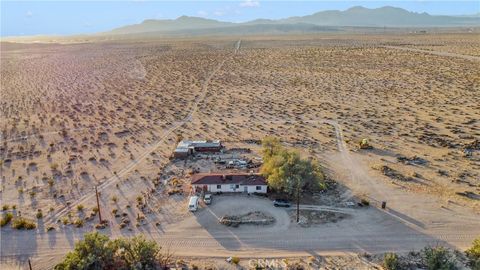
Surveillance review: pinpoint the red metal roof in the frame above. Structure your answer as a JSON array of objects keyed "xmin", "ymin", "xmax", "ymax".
[{"xmin": 191, "ymin": 173, "xmax": 267, "ymax": 186}]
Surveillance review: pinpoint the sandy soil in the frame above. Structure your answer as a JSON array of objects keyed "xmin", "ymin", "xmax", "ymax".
[{"xmin": 1, "ymin": 33, "xmax": 479, "ymax": 269}]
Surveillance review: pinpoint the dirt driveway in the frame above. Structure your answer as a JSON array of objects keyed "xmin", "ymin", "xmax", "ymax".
[{"xmin": 172, "ymin": 194, "xmax": 291, "ymax": 233}]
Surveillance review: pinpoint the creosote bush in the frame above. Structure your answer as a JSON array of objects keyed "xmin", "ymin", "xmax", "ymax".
[
  {"xmin": 73, "ymin": 219, "xmax": 84, "ymax": 228},
  {"xmin": 383, "ymin": 252, "xmax": 400, "ymax": 270},
  {"xmin": 76, "ymin": 204, "xmax": 85, "ymax": 212},
  {"xmin": 12, "ymin": 217, "xmax": 36, "ymax": 230},
  {"xmin": 421, "ymin": 246, "xmax": 458, "ymax": 270},
  {"xmin": 1, "ymin": 212, "xmax": 14, "ymax": 227}
]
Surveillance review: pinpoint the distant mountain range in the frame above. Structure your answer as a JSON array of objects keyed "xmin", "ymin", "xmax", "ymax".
[{"xmin": 104, "ymin": 6, "xmax": 479, "ymax": 36}]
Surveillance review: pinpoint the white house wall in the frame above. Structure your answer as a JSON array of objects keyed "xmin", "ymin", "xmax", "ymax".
[
  {"xmin": 194, "ymin": 184, "xmax": 267, "ymax": 193},
  {"xmin": 246, "ymin": 185, "xmax": 267, "ymax": 193}
]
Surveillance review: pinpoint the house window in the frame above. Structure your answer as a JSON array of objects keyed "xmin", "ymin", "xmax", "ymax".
[
  {"xmin": 235, "ymin": 185, "xmax": 239, "ymax": 189},
  {"xmin": 216, "ymin": 185, "xmax": 221, "ymax": 189},
  {"xmin": 230, "ymin": 184, "xmax": 235, "ymax": 190},
  {"xmin": 256, "ymin": 186, "xmax": 262, "ymax": 191}
]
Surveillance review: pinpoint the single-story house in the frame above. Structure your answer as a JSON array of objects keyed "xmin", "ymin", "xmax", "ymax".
[
  {"xmin": 173, "ymin": 140, "xmax": 223, "ymax": 158},
  {"xmin": 191, "ymin": 173, "xmax": 268, "ymax": 194}
]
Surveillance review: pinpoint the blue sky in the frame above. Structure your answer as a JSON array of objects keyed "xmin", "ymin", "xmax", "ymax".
[{"xmin": 1, "ymin": 1, "xmax": 479, "ymax": 37}]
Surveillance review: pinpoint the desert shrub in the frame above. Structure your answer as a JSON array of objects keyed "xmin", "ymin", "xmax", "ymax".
[
  {"xmin": 1, "ymin": 212, "xmax": 14, "ymax": 227},
  {"xmin": 46, "ymin": 226, "xmax": 56, "ymax": 232},
  {"xmin": 466, "ymin": 237, "xmax": 480, "ymax": 269},
  {"xmin": 36, "ymin": 210, "xmax": 43, "ymax": 219},
  {"xmin": 73, "ymin": 219, "xmax": 84, "ymax": 228},
  {"xmin": 12, "ymin": 205, "xmax": 16, "ymax": 210},
  {"xmin": 421, "ymin": 246, "xmax": 458, "ymax": 270},
  {"xmin": 77, "ymin": 204, "xmax": 85, "ymax": 212},
  {"xmin": 360, "ymin": 198, "xmax": 370, "ymax": 206},
  {"xmin": 383, "ymin": 252, "xmax": 400, "ymax": 270},
  {"xmin": 111, "ymin": 196, "xmax": 118, "ymax": 203},
  {"xmin": 48, "ymin": 178, "xmax": 55, "ymax": 187},
  {"xmin": 2, "ymin": 204, "xmax": 9, "ymax": 211},
  {"xmin": 92, "ymin": 206, "xmax": 99, "ymax": 214},
  {"xmin": 12, "ymin": 217, "xmax": 36, "ymax": 230},
  {"xmin": 61, "ymin": 217, "xmax": 70, "ymax": 225},
  {"xmin": 231, "ymin": 257, "xmax": 240, "ymax": 265}
]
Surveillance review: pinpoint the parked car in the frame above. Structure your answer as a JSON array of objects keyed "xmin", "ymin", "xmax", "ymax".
[
  {"xmin": 204, "ymin": 194, "xmax": 212, "ymax": 205},
  {"xmin": 273, "ymin": 199, "xmax": 291, "ymax": 207}
]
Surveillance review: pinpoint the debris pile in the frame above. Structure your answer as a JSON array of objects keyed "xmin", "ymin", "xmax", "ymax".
[
  {"xmin": 396, "ymin": 155, "xmax": 428, "ymax": 165},
  {"xmin": 291, "ymin": 210, "xmax": 349, "ymax": 227},
  {"xmin": 219, "ymin": 211, "xmax": 275, "ymax": 227}
]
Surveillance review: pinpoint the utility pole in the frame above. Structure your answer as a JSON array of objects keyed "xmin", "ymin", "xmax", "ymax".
[
  {"xmin": 28, "ymin": 259, "xmax": 32, "ymax": 270},
  {"xmin": 296, "ymin": 179, "xmax": 300, "ymax": 223},
  {"xmin": 95, "ymin": 186, "xmax": 102, "ymax": 223}
]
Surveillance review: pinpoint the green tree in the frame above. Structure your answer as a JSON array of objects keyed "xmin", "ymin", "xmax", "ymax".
[
  {"xmin": 260, "ymin": 149, "xmax": 290, "ymax": 192},
  {"xmin": 113, "ymin": 236, "xmax": 160, "ymax": 270},
  {"xmin": 261, "ymin": 136, "xmax": 282, "ymax": 160},
  {"xmin": 260, "ymin": 137, "xmax": 325, "ymax": 196},
  {"xmin": 466, "ymin": 237, "xmax": 480, "ymax": 269},
  {"xmin": 55, "ymin": 232, "xmax": 116, "ymax": 270},
  {"xmin": 422, "ymin": 246, "xmax": 458, "ymax": 270},
  {"xmin": 260, "ymin": 136, "xmax": 325, "ymax": 222},
  {"xmin": 55, "ymin": 233, "xmax": 173, "ymax": 270}
]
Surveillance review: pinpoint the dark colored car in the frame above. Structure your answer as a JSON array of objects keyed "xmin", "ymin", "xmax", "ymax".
[{"xmin": 273, "ymin": 199, "xmax": 291, "ymax": 207}]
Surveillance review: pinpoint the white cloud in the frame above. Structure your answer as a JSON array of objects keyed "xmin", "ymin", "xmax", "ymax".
[
  {"xmin": 239, "ymin": 0, "xmax": 259, "ymax": 8},
  {"xmin": 26, "ymin": 11, "xmax": 33, "ymax": 17},
  {"xmin": 197, "ymin": 10, "xmax": 208, "ymax": 17}
]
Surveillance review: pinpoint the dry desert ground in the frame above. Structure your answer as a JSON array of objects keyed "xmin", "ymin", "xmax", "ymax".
[{"xmin": 0, "ymin": 33, "xmax": 479, "ymax": 269}]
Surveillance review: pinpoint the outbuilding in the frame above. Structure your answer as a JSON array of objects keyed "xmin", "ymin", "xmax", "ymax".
[{"xmin": 174, "ymin": 140, "xmax": 223, "ymax": 158}]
